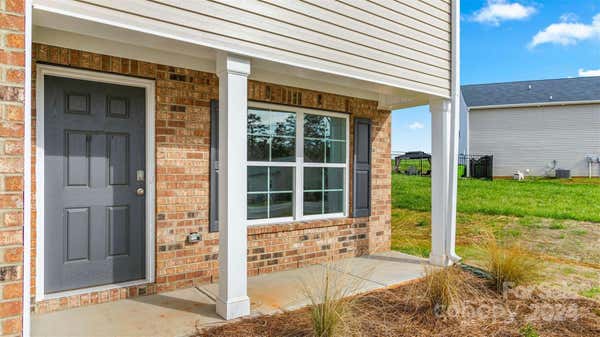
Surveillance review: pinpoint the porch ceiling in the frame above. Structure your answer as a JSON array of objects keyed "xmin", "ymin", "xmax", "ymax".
[{"xmin": 32, "ymin": 8, "xmax": 430, "ymax": 110}]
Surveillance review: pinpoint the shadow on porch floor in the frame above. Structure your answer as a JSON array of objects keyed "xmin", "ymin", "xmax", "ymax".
[{"xmin": 32, "ymin": 251, "xmax": 427, "ymax": 337}]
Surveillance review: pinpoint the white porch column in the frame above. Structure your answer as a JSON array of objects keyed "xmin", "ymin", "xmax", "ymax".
[
  {"xmin": 429, "ymin": 98, "xmax": 461, "ymax": 266},
  {"xmin": 215, "ymin": 52, "xmax": 251, "ymax": 319}
]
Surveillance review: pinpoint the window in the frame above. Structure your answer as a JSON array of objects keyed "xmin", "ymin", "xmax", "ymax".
[
  {"xmin": 247, "ymin": 166, "xmax": 294, "ymax": 220},
  {"xmin": 247, "ymin": 103, "xmax": 348, "ymax": 224}
]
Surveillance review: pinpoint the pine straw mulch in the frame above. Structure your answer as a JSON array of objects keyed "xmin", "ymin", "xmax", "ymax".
[{"xmin": 198, "ymin": 271, "xmax": 600, "ymax": 337}]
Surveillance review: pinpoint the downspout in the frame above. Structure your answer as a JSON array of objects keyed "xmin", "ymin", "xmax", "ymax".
[
  {"xmin": 23, "ymin": 0, "xmax": 33, "ymax": 336},
  {"xmin": 447, "ymin": 0, "xmax": 461, "ymax": 263}
]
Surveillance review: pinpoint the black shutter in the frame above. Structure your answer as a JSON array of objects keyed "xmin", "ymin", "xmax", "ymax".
[
  {"xmin": 353, "ymin": 118, "xmax": 371, "ymax": 217},
  {"xmin": 209, "ymin": 100, "xmax": 219, "ymax": 232}
]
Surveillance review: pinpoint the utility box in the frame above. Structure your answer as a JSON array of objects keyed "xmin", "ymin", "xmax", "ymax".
[{"xmin": 555, "ymin": 169, "xmax": 571, "ymax": 179}]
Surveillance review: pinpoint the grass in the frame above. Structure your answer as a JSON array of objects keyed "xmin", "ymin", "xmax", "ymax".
[
  {"xmin": 519, "ymin": 324, "xmax": 540, "ymax": 337},
  {"xmin": 392, "ymin": 174, "xmax": 600, "ymax": 222},
  {"xmin": 391, "ymin": 175, "xmax": 600, "ymax": 297},
  {"xmin": 580, "ymin": 287, "xmax": 600, "ymax": 299}
]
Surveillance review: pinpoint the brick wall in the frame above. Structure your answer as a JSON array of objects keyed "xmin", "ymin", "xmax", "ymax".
[
  {"xmin": 0, "ymin": 0, "xmax": 25, "ymax": 335},
  {"xmin": 30, "ymin": 43, "xmax": 391, "ymax": 314}
]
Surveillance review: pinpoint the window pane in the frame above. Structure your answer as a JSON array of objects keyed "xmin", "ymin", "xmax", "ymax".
[
  {"xmin": 248, "ymin": 166, "xmax": 268, "ymax": 192},
  {"xmin": 270, "ymin": 193, "xmax": 293, "ymax": 218},
  {"xmin": 324, "ymin": 168, "xmax": 344, "ymax": 190},
  {"xmin": 304, "ymin": 114, "xmax": 326, "ymax": 139},
  {"xmin": 270, "ymin": 167, "xmax": 294, "ymax": 191},
  {"xmin": 248, "ymin": 110, "xmax": 270, "ymax": 136},
  {"xmin": 304, "ymin": 167, "xmax": 322, "ymax": 190},
  {"xmin": 324, "ymin": 191, "xmax": 343, "ymax": 213},
  {"xmin": 303, "ymin": 192, "xmax": 322, "ymax": 215},
  {"xmin": 304, "ymin": 139, "xmax": 324, "ymax": 163},
  {"xmin": 326, "ymin": 140, "xmax": 346, "ymax": 163},
  {"xmin": 248, "ymin": 194, "xmax": 268, "ymax": 219},
  {"xmin": 248, "ymin": 135, "xmax": 269, "ymax": 161},
  {"xmin": 272, "ymin": 113, "xmax": 296, "ymax": 137},
  {"xmin": 248, "ymin": 109, "xmax": 296, "ymax": 162},
  {"xmin": 271, "ymin": 137, "xmax": 295, "ymax": 162},
  {"xmin": 329, "ymin": 117, "xmax": 346, "ymax": 140}
]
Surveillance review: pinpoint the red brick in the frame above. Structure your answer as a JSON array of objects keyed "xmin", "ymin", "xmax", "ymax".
[
  {"xmin": 1, "ymin": 283, "xmax": 22, "ymax": 299},
  {"xmin": 0, "ymin": 122, "xmax": 23, "ymax": 138},
  {"xmin": 5, "ymin": 34, "xmax": 24, "ymax": 49},
  {"xmin": 0, "ymin": 195, "xmax": 21, "ymax": 209},
  {"xmin": 1, "ymin": 316, "xmax": 20, "ymax": 334},
  {"xmin": 3, "ymin": 176, "xmax": 22, "ymax": 192},
  {"xmin": 0, "ymin": 14, "xmax": 24, "ymax": 31},
  {"xmin": 0, "ymin": 230, "xmax": 22, "ymax": 245},
  {"xmin": 0, "ymin": 51, "xmax": 24, "ymax": 67},
  {"xmin": 1, "ymin": 212, "xmax": 21, "ymax": 227},
  {"xmin": 0, "ymin": 86, "xmax": 24, "ymax": 103},
  {"xmin": 6, "ymin": 0, "xmax": 25, "ymax": 14},
  {"xmin": 5, "ymin": 106, "xmax": 23, "ymax": 121},
  {"xmin": 4, "ymin": 140, "xmax": 23, "ymax": 155},
  {"xmin": 0, "ymin": 301, "xmax": 20, "ymax": 318},
  {"xmin": 0, "ymin": 158, "xmax": 23, "ymax": 174},
  {"xmin": 6, "ymin": 69, "xmax": 24, "ymax": 84},
  {"xmin": 2, "ymin": 247, "xmax": 22, "ymax": 263}
]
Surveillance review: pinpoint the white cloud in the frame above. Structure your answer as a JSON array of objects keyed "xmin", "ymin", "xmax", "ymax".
[
  {"xmin": 579, "ymin": 68, "xmax": 600, "ymax": 77},
  {"xmin": 530, "ymin": 13, "xmax": 600, "ymax": 47},
  {"xmin": 559, "ymin": 13, "xmax": 579, "ymax": 23},
  {"xmin": 408, "ymin": 122, "xmax": 424, "ymax": 130},
  {"xmin": 472, "ymin": 0, "xmax": 536, "ymax": 26}
]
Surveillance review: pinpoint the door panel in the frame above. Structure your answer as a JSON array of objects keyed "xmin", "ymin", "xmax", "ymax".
[{"xmin": 44, "ymin": 75, "xmax": 147, "ymax": 293}]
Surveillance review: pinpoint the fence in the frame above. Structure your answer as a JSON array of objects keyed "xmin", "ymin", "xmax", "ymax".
[{"xmin": 459, "ymin": 154, "xmax": 493, "ymax": 180}]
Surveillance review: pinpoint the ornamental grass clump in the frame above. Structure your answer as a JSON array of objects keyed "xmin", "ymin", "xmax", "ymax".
[
  {"xmin": 420, "ymin": 265, "xmax": 464, "ymax": 314},
  {"xmin": 301, "ymin": 264, "xmax": 363, "ymax": 337},
  {"xmin": 484, "ymin": 238, "xmax": 542, "ymax": 293}
]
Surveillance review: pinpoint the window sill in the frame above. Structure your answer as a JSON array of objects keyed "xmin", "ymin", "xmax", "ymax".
[{"xmin": 246, "ymin": 215, "xmax": 369, "ymax": 235}]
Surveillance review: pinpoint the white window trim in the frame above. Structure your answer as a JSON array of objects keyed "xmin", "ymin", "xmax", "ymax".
[
  {"xmin": 34, "ymin": 64, "xmax": 156, "ymax": 302},
  {"xmin": 247, "ymin": 101, "xmax": 350, "ymax": 226}
]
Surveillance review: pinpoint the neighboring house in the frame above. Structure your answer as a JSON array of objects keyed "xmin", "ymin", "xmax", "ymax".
[
  {"xmin": 0, "ymin": 1, "xmax": 461, "ymax": 335},
  {"xmin": 459, "ymin": 92, "xmax": 469, "ymax": 155},
  {"xmin": 461, "ymin": 76, "xmax": 600, "ymax": 177}
]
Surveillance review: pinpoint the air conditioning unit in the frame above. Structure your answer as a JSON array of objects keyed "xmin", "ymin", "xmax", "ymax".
[{"xmin": 555, "ymin": 169, "xmax": 571, "ymax": 179}]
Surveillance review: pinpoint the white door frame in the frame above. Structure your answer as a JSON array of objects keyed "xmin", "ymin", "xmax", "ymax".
[{"xmin": 34, "ymin": 64, "xmax": 156, "ymax": 301}]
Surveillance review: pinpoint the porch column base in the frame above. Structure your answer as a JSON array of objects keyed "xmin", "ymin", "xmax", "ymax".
[
  {"xmin": 429, "ymin": 253, "xmax": 461, "ymax": 267},
  {"xmin": 216, "ymin": 295, "xmax": 251, "ymax": 320}
]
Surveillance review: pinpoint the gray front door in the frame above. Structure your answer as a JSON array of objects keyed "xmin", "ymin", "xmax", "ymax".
[{"xmin": 44, "ymin": 75, "xmax": 146, "ymax": 293}]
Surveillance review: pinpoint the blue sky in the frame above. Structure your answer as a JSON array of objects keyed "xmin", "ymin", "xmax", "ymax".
[{"xmin": 392, "ymin": 0, "xmax": 600, "ymax": 153}]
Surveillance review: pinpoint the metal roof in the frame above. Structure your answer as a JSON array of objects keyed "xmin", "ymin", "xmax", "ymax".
[{"xmin": 461, "ymin": 76, "xmax": 600, "ymax": 108}]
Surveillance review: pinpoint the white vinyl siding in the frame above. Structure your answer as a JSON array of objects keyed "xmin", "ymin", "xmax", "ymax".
[
  {"xmin": 33, "ymin": 0, "xmax": 452, "ymax": 97},
  {"xmin": 469, "ymin": 104, "xmax": 600, "ymax": 177}
]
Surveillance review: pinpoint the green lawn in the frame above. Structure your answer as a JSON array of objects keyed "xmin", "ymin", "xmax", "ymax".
[
  {"xmin": 391, "ymin": 174, "xmax": 600, "ymax": 296},
  {"xmin": 392, "ymin": 174, "xmax": 600, "ymax": 222}
]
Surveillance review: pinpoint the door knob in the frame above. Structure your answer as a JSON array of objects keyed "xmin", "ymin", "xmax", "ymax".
[{"xmin": 136, "ymin": 187, "xmax": 145, "ymax": 196}]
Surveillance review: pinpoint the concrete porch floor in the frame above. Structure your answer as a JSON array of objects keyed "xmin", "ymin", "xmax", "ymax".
[{"xmin": 32, "ymin": 251, "xmax": 427, "ymax": 337}]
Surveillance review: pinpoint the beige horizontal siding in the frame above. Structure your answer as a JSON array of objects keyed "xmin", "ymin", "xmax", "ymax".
[
  {"xmin": 46, "ymin": 0, "xmax": 452, "ymax": 96},
  {"xmin": 417, "ymin": 0, "xmax": 451, "ymax": 13},
  {"xmin": 375, "ymin": 0, "xmax": 449, "ymax": 24},
  {"xmin": 340, "ymin": 0, "xmax": 450, "ymax": 33},
  {"xmin": 394, "ymin": 0, "xmax": 450, "ymax": 22},
  {"xmin": 469, "ymin": 104, "xmax": 600, "ymax": 177}
]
